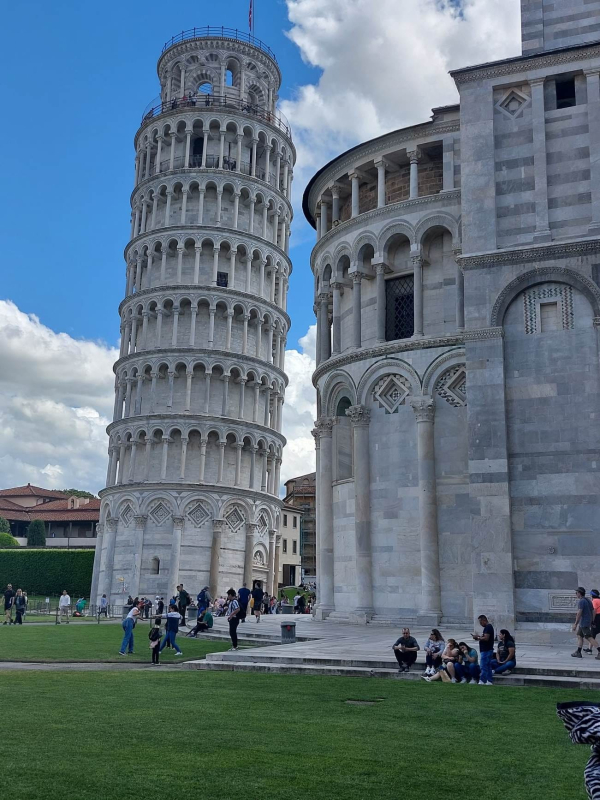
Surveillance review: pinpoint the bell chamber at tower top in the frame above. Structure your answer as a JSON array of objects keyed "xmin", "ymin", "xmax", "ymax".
[{"xmin": 136, "ymin": 28, "xmax": 294, "ymax": 194}]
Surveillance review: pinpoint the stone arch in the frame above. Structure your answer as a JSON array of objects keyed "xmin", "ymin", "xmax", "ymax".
[
  {"xmin": 356, "ymin": 358, "xmax": 420, "ymax": 407},
  {"xmin": 491, "ymin": 266, "xmax": 600, "ymax": 327},
  {"xmin": 414, "ymin": 212, "xmax": 461, "ymax": 249},
  {"xmin": 421, "ymin": 348, "xmax": 466, "ymax": 395},
  {"xmin": 378, "ymin": 220, "xmax": 416, "ymax": 258},
  {"xmin": 351, "ymin": 232, "xmax": 378, "ymax": 263},
  {"xmin": 254, "ymin": 504, "xmax": 274, "ymax": 531},
  {"xmin": 321, "ymin": 370, "xmax": 357, "ymax": 418}
]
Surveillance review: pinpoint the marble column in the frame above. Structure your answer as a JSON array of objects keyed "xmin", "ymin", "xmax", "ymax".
[
  {"xmin": 586, "ymin": 69, "xmax": 600, "ymax": 234},
  {"xmin": 455, "ymin": 251, "xmax": 465, "ymax": 331},
  {"xmin": 89, "ymin": 522, "xmax": 104, "ymax": 605},
  {"xmin": 273, "ymin": 534, "xmax": 282, "ymax": 593},
  {"xmin": 209, "ymin": 519, "xmax": 224, "ymax": 599},
  {"xmin": 130, "ymin": 514, "xmax": 147, "ymax": 599},
  {"xmin": 168, "ymin": 516, "xmax": 184, "ymax": 597},
  {"xmin": 411, "ymin": 252, "xmax": 424, "ymax": 337},
  {"xmin": 409, "ymin": 396, "xmax": 441, "ymax": 623},
  {"xmin": 318, "ymin": 294, "xmax": 331, "ymax": 362},
  {"xmin": 349, "ymin": 171, "xmax": 360, "ymax": 217},
  {"xmin": 375, "ymin": 157, "xmax": 387, "ymax": 208},
  {"xmin": 331, "ymin": 282, "xmax": 342, "ymax": 354},
  {"xmin": 408, "ymin": 148, "xmax": 421, "ymax": 200},
  {"xmin": 374, "ymin": 262, "xmax": 387, "ymax": 343},
  {"xmin": 331, "ymin": 183, "xmax": 341, "ymax": 223},
  {"xmin": 267, "ymin": 529, "xmax": 276, "ymax": 595},
  {"xmin": 100, "ymin": 517, "xmax": 118, "ymax": 600},
  {"xmin": 352, "ymin": 272, "xmax": 362, "ymax": 348},
  {"xmin": 531, "ymin": 78, "xmax": 551, "ymax": 242},
  {"xmin": 346, "ymin": 406, "xmax": 374, "ymax": 619},
  {"xmin": 314, "ymin": 417, "xmax": 334, "ymax": 617},
  {"xmin": 243, "ymin": 523, "xmax": 257, "ymax": 586}
]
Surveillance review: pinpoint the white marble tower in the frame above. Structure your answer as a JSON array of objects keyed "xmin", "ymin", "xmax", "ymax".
[{"xmin": 91, "ymin": 27, "xmax": 295, "ymax": 605}]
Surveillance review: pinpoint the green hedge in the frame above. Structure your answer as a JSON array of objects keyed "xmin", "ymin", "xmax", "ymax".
[{"xmin": 0, "ymin": 549, "xmax": 95, "ymax": 596}]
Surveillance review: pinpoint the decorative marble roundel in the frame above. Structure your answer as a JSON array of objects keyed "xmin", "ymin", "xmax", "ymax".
[
  {"xmin": 120, "ymin": 504, "xmax": 134, "ymax": 527},
  {"xmin": 149, "ymin": 501, "xmax": 171, "ymax": 526},
  {"xmin": 226, "ymin": 506, "xmax": 245, "ymax": 532},
  {"xmin": 372, "ymin": 375, "xmax": 411, "ymax": 414},
  {"xmin": 435, "ymin": 366, "xmax": 467, "ymax": 408}
]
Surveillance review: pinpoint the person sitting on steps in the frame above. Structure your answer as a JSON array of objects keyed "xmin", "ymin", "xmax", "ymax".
[
  {"xmin": 492, "ymin": 629, "xmax": 517, "ymax": 675},
  {"xmin": 422, "ymin": 639, "xmax": 460, "ymax": 682},
  {"xmin": 392, "ymin": 628, "xmax": 420, "ymax": 673},
  {"xmin": 423, "ymin": 629, "xmax": 445, "ymax": 676}
]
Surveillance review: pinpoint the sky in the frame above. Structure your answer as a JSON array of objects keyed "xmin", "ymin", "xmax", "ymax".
[{"xmin": 0, "ymin": 0, "xmax": 522, "ymax": 494}]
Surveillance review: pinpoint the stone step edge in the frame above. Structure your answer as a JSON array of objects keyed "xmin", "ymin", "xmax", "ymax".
[
  {"xmin": 185, "ymin": 660, "xmax": 600, "ymax": 686},
  {"xmin": 205, "ymin": 652, "xmax": 600, "ymax": 678}
]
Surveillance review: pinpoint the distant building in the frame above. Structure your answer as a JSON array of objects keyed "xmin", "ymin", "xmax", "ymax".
[
  {"xmin": 278, "ymin": 504, "xmax": 303, "ymax": 587},
  {"xmin": 283, "ymin": 472, "xmax": 316, "ymax": 579},
  {"xmin": 0, "ymin": 484, "xmax": 99, "ymax": 547}
]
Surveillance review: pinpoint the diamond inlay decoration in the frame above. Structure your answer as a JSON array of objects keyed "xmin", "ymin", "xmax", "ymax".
[
  {"xmin": 257, "ymin": 513, "xmax": 268, "ymax": 537},
  {"xmin": 523, "ymin": 284, "xmax": 574, "ymax": 334},
  {"xmin": 120, "ymin": 504, "xmax": 134, "ymax": 527},
  {"xmin": 149, "ymin": 502, "xmax": 171, "ymax": 526},
  {"xmin": 436, "ymin": 366, "xmax": 467, "ymax": 408},
  {"xmin": 187, "ymin": 502, "xmax": 210, "ymax": 528},
  {"xmin": 226, "ymin": 507, "xmax": 245, "ymax": 532},
  {"xmin": 373, "ymin": 375, "xmax": 411, "ymax": 414},
  {"xmin": 497, "ymin": 89, "xmax": 530, "ymax": 119}
]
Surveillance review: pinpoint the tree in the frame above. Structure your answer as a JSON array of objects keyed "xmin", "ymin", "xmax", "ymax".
[
  {"xmin": 27, "ymin": 519, "xmax": 46, "ymax": 547},
  {"xmin": 0, "ymin": 532, "xmax": 19, "ymax": 548},
  {"xmin": 0, "ymin": 517, "xmax": 10, "ymax": 533},
  {"xmin": 61, "ymin": 489, "xmax": 97, "ymax": 499}
]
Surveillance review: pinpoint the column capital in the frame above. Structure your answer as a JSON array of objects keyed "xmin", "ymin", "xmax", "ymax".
[
  {"xmin": 212, "ymin": 518, "xmax": 225, "ymax": 531},
  {"xmin": 351, "ymin": 271, "xmax": 364, "ymax": 285},
  {"xmin": 409, "ymin": 395, "xmax": 435, "ymax": 422},
  {"xmin": 133, "ymin": 514, "xmax": 147, "ymax": 529},
  {"xmin": 407, "ymin": 148, "xmax": 421, "ymax": 163},
  {"xmin": 584, "ymin": 68, "xmax": 600, "ymax": 78},
  {"xmin": 330, "ymin": 182, "xmax": 342, "ymax": 198},
  {"xmin": 529, "ymin": 76, "xmax": 546, "ymax": 87},
  {"xmin": 346, "ymin": 404, "xmax": 371, "ymax": 427},
  {"xmin": 315, "ymin": 416, "xmax": 334, "ymax": 437},
  {"xmin": 374, "ymin": 156, "xmax": 390, "ymax": 169},
  {"xmin": 172, "ymin": 515, "xmax": 185, "ymax": 529},
  {"xmin": 106, "ymin": 517, "xmax": 118, "ymax": 532},
  {"xmin": 268, "ymin": 529, "xmax": 276, "ymax": 542},
  {"xmin": 247, "ymin": 522, "xmax": 259, "ymax": 533},
  {"xmin": 373, "ymin": 260, "xmax": 391, "ymax": 274}
]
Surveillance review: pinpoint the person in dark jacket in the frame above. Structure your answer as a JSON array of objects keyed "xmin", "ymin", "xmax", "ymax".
[
  {"xmin": 251, "ymin": 583, "xmax": 264, "ymax": 623},
  {"xmin": 13, "ymin": 589, "xmax": 26, "ymax": 625},
  {"xmin": 237, "ymin": 583, "xmax": 251, "ymax": 623},
  {"xmin": 392, "ymin": 628, "xmax": 420, "ymax": 672},
  {"xmin": 159, "ymin": 604, "xmax": 183, "ymax": 655},
  {"xmin": 149, "ymin": 617, "xmax": 162, "ymax": 665}
]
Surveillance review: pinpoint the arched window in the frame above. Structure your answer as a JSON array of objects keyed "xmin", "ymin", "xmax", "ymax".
[
  {"xmin": 386, "ymin": 275, "xmax": 414, "ymax": 341},
  {"xmin": 225, "ymin": 69, "xmax": 234, "ymax": 87},
  {"xmin": 335, "ymin": 397, "xmax": 353, "ymax": 481},
  {"xmin": 151, "ymin": 556, "xmax": 160, "ymax": 575},
  {"xmin": 198, "ymin": 81, "xmax": 213, "ymax": 95}
]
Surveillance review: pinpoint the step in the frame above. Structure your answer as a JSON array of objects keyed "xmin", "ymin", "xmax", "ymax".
[
  {"xmin": 205, "ymin": 650, "xmax": 600, "ymax": 679},
  {"xmin": 185, "ymin": 659, "xmax": 600, "ymax": 688}
]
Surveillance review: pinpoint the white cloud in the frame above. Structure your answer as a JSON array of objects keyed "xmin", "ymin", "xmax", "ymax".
[
  {"xmin": 281, "ymin": 325, "xmax": 317, "ymax": 487},
  {"xmin": 0, "ymin": 301, "xmax": 116, "ymax": 493},
  {"xmin": 283, "ymin": 0, "xmax": 521, "ymax": 215}
]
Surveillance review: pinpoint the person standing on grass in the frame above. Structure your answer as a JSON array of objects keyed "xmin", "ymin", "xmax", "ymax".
[
  {"xmin": 119, "ymin": 601, "xmax": 143, "ymax": 655},
  {"xmin": 237, "ymin": 583, "xmax": 250, "ymax": 623},
  {"xmin": 3, "ymin": 584, "xmax": 14, "ymax": 625},
  {"xmin": 13, "ymin": 589, "xmax": 26, "ymax": 625},
  {"xmin": 159, "ymin": 603, "xmax": 183, "ymax": 656},
  {"xmin": 472, "ymin": 614, "xmax": 495, "ymax": 684},
  {"xmin": 392, "ymin": 628, "xmax": 420, "ymax": 672},
  {"xmin": 59, "ymin": 590, "xmax": 71, "ymax": 624},
  {"xmin": 571, "ymin": 587, "xmax": 600, "ymax": 659},
  {"xmin": 226, "ymin": 588, "xmax": 240, "ymax": 650},
  {"xmin": 157, "ymin": 597, "xmax": 164, "ymax": 615},
  {"xmin": 149, "ymin": 617, "xmax": 162, "ymax": 665},
  {"xmin": 251, "ymin": 582, "xmax": 263, "ymax": 623}
]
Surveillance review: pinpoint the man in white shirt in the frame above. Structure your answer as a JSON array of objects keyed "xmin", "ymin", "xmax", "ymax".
[
  {"xmin": 293, "ymin": 593, "xmax": 302, "ymax": 613},
  {"xmin": 58, "ymin": 589, "xmax": 71, "ymax": 623}
]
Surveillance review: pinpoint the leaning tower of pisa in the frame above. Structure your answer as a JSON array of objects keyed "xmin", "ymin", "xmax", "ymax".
[{"xmin": 91, "ymin": 27, "xmax": 294, "ymax": 606}]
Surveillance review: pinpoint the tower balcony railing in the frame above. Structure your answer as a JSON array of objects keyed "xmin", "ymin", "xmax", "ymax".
[
  {"xmin": 145, "ymin": 153, "xmax": 277, "ymax": 186},
  {"xmin": 161, "ymin": 26, "xmax": 278, "ymax": 62},
  {"xmin": 141, "ymin": 93, "xmax": 292, "ymax": 138}
]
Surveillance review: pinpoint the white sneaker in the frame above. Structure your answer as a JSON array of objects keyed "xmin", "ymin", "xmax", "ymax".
[
  {"xmin": 451, "ymin": 678, "xmax": 457, "ymax": 683},
  {"xmin": 174, "ymin": 652, "xmax": 183, "ymax": 656},
  {"xmin": 470, "ymin": 679, "xmax": 477, "ymax": 684},
  {"xmin": 421, "ymin": 676, "xmax": 432, "ymax": 682},
  {"xmin": 484, "ymin": 681, "xmax": 494, "ymax": 686},
  {"xmin": 229, "ymin": 646, "xmax": 238, "ymax": 651},
  {"xmin": 478, "ymin": 680, "xmax": 486, "ymax": 685}
]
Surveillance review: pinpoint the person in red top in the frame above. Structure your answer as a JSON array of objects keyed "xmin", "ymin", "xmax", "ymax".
[{"xmin": 590, "ymin": 589, "xmax": 600, "ymax": 642}]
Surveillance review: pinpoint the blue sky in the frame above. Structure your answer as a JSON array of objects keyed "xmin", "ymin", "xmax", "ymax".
[{"xmin": 0, "ymin": 0, "xmax": 319, "ymax": 350}]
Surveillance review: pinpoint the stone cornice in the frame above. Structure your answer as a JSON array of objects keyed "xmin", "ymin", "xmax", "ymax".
[
  {"xmin": 310, "ymin": 190, "xmax": 461, "ymax": 271},
  {"xmin": 119, "ymin": 283, "xmax": 290, "ymax": 327},
  {"xmin": 459, "ymin": 237, "xmax": 600, "ymax": 269},
  {"xmin": 452, "ymin": 43, "xmax": 600, "ymax": 85},
  {"xmin": 114, "ymin": 346, "xmax": 289, "ymax": 385},
  {"xmin": 131, "ymin": 166, "xmax": 293, "ymax": 215},
  {"xmin": 125, "ymin": 224, "xmax": 292, "ymax": 273},
  {"xmin": 107, "ymin": 412, "xmax": 287, "ymax": 444},
  {"xmin": 99, "ymin": 481, "xmax": 284, "ymax": 506},
  {"xmin": 312, "ymin": 333, "xmax": 466, "ymax": 385}
]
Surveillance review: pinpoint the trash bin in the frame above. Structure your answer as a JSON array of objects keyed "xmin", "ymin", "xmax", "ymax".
[{"xmin": 281, "ymin": 620, "xmax": 296, "ymax": 644}]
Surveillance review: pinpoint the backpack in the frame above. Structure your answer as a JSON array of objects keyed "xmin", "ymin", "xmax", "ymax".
[{"xmin": 237, "ymin": 599, "xmax": 246, "ymax": 621}]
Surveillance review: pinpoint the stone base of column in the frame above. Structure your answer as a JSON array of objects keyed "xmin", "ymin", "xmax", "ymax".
[
  {"xmin": 313, "ymin": 604, "xmax": 334, "ymax": 621},
  {"xmin": 348, "ymin": 609, "xmax": 374, "ymax": 624},
  {"xmin": 416, "ymin": 612, "xmax": 442, "ymax": 626},
  {"xmin": 588, "ymin": 222, "xmax": 600, "ymax": 236},
  {"xmin": 532, "ymin": 228, "xmax": 552, "ymax": 243}
]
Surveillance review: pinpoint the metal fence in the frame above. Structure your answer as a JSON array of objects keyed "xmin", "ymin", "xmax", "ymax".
[{"xmin": 161, "ymin": 26, "xmax": 278, "ymax": 62}]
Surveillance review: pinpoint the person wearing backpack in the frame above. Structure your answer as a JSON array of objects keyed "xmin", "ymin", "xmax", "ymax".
[
  {"xmin": 197, "ymin": 586, "xmax": 210, "ymax": 616},
  {"xmin": 572, "ymin": 587, "xmax": 600, "ymax": 659},
  {"xmin": 237, "ymin": 583, "xmax": 251, "ymax": 623},
  {"xmin": 177, "ymin": 584, "xmax": 191, "ymax": 628}
]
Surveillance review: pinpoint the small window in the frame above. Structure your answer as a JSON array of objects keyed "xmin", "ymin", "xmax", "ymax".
[
  {"xmin": 216, "ymin": 271, "xmax": 229, "ymax": 287},
  {"xmin": 282, "ymin": 539, "xmax": 287, "ymax": 554},
  {"xmin": 540, "ymin": 302, "xmax": 560, "ymax": 332},
  {"xmin": 556, "ymin": 77, "xmax": 576, "ymax": 110},
  {"xmin": 386, "ymin": 275, "xmax": 414, "ymax": 341},
  {"xmin": 283, "ymin": 514, "xmax": 288, "ymax": 526},
  {"xmin": 293, "ymin": 517, "xmax": 297, "ymax": 529},
  {"xmin": 292, "ymin": 540, "xmax": 297, "ymax": 554},
  {"xmin": 151, "ymin": 556, "xmax": 160, "ymax": 575}
]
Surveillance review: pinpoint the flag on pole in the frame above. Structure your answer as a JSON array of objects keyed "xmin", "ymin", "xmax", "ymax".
[{"xmin": 249, "ymin": 0, "xmax": 254, "ymax": 33}]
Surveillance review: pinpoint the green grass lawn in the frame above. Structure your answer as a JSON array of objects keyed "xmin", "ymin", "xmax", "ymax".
[
  {"xmin": 0, "ymin": 670, "xmax": 592, "ymax": 800},
  {"xmin": 0, "ymin": 620, "xmax": 232, "ymax": 663}
]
